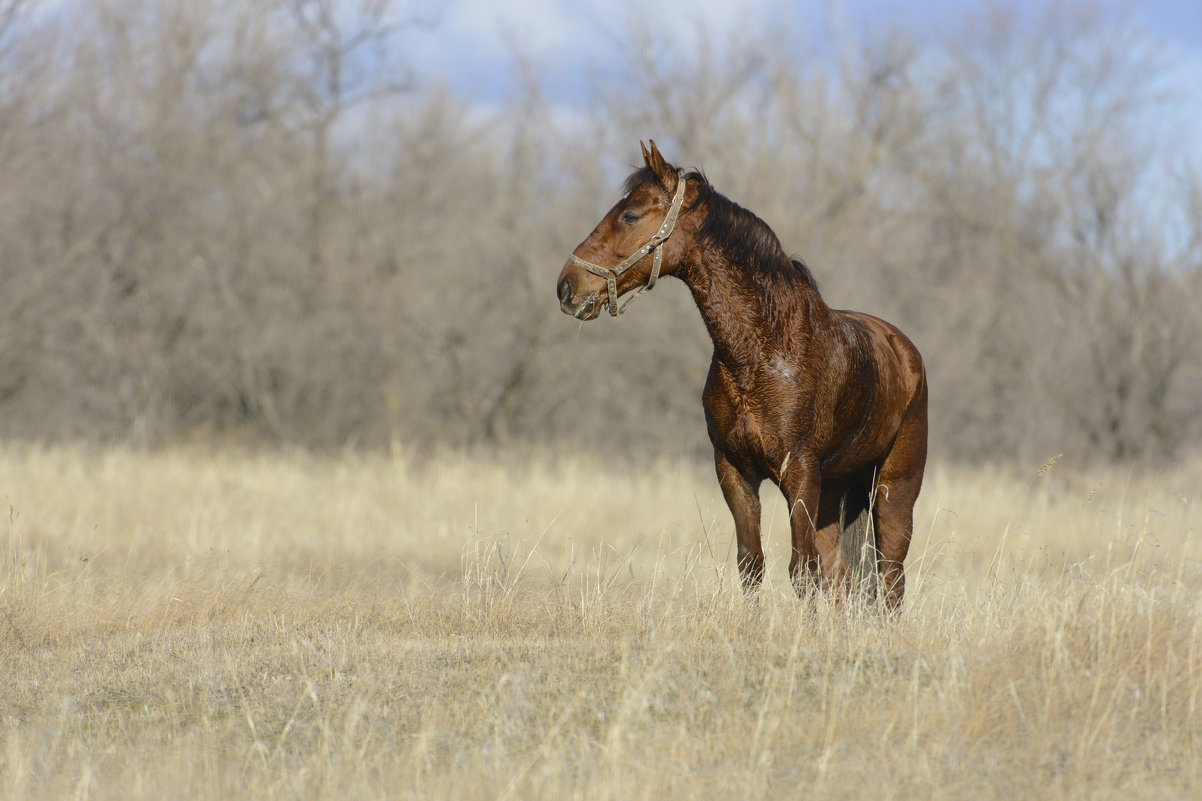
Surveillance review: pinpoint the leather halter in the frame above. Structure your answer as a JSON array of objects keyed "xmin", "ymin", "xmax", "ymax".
[{"xmin": 567, "ymin": 170, "xmax": 688, "ymax": 316}]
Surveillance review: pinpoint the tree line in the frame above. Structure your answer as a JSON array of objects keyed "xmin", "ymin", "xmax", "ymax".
[{"xmin": 1, "ymin": 0, "xmax": 1199, "ymax": 463}]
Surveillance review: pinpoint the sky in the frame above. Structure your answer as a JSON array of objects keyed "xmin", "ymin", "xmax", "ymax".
[
  {"xmin": 402, "ymin": 0, "xmax": 1202, "ymax": 106},
  {"xmin": 404, "ymin": 0, "xmax": 788, "ymax": 103}
]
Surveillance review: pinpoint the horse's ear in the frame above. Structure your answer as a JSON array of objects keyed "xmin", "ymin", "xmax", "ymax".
[
  {"xmin": 640, "ymin": 140, "xmax": 653, "ymax": 167},
  {"xmin": 644, "ymin": 139, "xmax": 674, "ymax": 187}
]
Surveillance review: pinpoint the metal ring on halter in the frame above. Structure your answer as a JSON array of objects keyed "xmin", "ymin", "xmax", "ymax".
[{"xmin": 566, "ymin": 169, "xmax": 688, "ymax": 316}]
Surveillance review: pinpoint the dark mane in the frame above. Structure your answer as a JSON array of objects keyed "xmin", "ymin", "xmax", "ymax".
[{"xmin": 623, "ymin": 166, "xmax": 819, "ymax": 291}]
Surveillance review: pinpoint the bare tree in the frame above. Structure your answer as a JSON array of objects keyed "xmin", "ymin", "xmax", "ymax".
[{"xmin": 0, "ymin": 0, "xmax": 1198, "ymax": 462}]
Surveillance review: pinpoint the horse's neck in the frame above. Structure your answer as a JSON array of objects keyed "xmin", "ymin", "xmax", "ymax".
[{"xmin": 683, "ymin": 251, "xmax": 823, "ymax": 373}]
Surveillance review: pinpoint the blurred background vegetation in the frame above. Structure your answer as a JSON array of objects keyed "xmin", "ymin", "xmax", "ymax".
[{"xmin": 0, "ymin": 0, "xmax": 1199, "ymax": 463}]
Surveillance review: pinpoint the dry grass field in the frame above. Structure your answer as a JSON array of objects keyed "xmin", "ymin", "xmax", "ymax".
[{"xmin": 1, "ymin": 442, "xmax": 1199, "ymax": 799}]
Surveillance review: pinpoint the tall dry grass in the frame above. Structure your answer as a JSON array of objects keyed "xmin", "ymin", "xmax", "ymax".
[{"xmin": 1, "ymin": 443, "xmax": 1199, "ymax": 799}]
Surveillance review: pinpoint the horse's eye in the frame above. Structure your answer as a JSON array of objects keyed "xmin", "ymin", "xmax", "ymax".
[{"xmin": 620, "ymin": 211, "xmax": 641, "ymax": 225}]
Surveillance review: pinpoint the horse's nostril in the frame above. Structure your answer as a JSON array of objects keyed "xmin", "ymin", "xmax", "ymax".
[{"xmin": 558, "ymin": 277, "xmax": 573, "ymax": 303}]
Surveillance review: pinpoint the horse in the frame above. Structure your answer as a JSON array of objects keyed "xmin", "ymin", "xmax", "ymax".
[{"xmin": 556, "ymin": 141, "xmax": 927, "ymax": 609}]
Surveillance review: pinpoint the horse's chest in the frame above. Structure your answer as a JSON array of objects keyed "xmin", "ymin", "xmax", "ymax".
[{"xmin": 703, "ymin": 372, "xmax": 798, "ymax": 476}]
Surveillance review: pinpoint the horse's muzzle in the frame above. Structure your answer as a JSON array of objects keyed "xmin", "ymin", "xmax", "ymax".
[{"xmin": 557, "ymin": 277, "xmax": 602, "ymax": 320}]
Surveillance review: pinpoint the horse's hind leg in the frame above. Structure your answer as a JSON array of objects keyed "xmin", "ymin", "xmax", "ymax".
[
  {"xmin": 715, "ymin": 450, "xmax": 763, "ymax": 590},
  {"xmin": 874, "ymin": 382, "xmax": 928, "ymax": 611},
  {"xmin": 873, "ymin": 474, "xmax": 920, "ymax": 610}
]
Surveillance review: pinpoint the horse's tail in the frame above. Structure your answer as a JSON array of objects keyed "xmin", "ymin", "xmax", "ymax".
[{"xmin": 839, "ymin": 482, "xmax": 878, "ymax": 602}]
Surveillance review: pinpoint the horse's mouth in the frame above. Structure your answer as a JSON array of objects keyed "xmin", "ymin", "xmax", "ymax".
[{"xmin": 560, "ymin": 291, "xmax": 603, "ymax": 321}]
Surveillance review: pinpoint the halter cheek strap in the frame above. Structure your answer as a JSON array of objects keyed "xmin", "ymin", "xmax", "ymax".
[{"xmin": 567, "ymin": 170, "xmax": 688, "ymax": 316}]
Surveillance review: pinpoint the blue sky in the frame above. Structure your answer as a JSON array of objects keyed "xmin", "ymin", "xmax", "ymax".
[{"xmin": 403, "ymin": 0, "xmax": 1202, "ymax": 105}]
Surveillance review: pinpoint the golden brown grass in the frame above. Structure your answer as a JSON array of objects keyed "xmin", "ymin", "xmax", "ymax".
[{"xmin": 1, "ymin": 443, "xmax": 1199, "ymax": 799}]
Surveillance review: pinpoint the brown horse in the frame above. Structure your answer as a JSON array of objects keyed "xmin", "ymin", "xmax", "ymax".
[{"xmin": 556, "ymin": 141, "xmax": 927, "ymax": 609}]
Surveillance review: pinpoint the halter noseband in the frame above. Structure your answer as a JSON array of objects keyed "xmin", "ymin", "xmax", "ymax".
[{"xmin": 567, "ymin": 170, "xmax": 688, "ymax": 316}]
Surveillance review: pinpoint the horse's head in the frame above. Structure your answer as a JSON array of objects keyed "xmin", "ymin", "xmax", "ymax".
[{"xmin": 557, "ymin": 140, "xmax": 692, "ymax": 319}]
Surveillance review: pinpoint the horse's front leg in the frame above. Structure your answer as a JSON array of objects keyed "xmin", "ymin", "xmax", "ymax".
[
  {"xmin": 780, "ymin": 455, "xmax": 822, "ymax": 597},
  {"xmin": 715, "ymin": 450, "xmax": 763, "ymax": 591}
]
